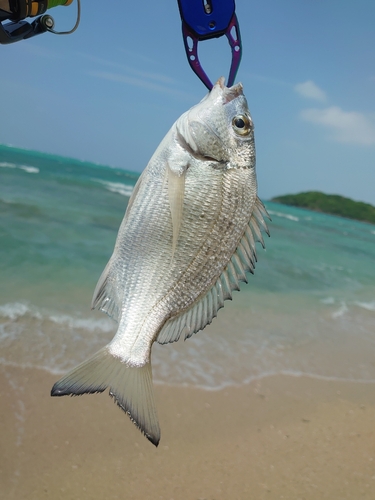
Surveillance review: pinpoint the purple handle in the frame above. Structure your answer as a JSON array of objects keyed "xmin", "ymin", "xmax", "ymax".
[
  {"xmin": 182, "ymin": 22, "xmax": 213, "ymax": 90},
  {"xmin": 181, "ymin": 13, "xmax": 242, "ymax": 90},
  {"xmin": 226, "ymin": 14, "xmax": 242, "ymax": 88}
]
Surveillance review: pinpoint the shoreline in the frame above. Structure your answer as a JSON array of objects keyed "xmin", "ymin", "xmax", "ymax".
[
  {"xmin": 3, "ymin": 356, "xmax": 375, "ymax": 389},
  {"xmin": 1, "ymin": 364, "xmax": 375, "ymax": 499}
]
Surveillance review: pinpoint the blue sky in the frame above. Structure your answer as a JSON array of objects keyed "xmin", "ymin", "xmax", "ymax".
[{"xmin": 1, "ymin": 0, "xmax": 374, "ymax": 204}]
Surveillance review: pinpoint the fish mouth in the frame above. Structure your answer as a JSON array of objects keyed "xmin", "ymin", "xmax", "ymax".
[{"xmin": 215, "ymin": 77, "xmax": 243, "ymax": 104}]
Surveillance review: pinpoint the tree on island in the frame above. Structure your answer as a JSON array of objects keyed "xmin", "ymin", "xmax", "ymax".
[{"xmin": 271, "ymin": 191, "xmax": 375, "ymax": 224}]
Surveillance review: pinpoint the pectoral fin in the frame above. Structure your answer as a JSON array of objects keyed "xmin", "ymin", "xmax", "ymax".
[{"xmin": 167, "ymin": 162, "xmax": 186, "ymax": 259}]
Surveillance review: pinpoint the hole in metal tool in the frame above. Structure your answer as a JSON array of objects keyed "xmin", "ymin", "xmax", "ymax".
[
  {"xmin": 203, "ymin": 0, "xmax": 213, "ymax": 14},
  {"xmin": 187, "ymin": 35, "xmax": 194, "ymax": 51},
  {"xmin": 230, "ymin": 25, "xmax": 238, "ymax": 41}
]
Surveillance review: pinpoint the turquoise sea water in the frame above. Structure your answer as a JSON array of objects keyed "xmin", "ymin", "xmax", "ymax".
[{"xmin": 1, "ymin": 144, "xmax": 375, "ymax": 389}]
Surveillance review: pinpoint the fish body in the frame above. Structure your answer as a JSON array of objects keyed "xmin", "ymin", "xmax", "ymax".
[{"xmin": 52, "ymin": 78, "xmax": 270, "ymax": 446}]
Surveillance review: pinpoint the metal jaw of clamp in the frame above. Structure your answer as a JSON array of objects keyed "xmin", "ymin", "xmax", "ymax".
[{"xmin": 177, "ymin": 0, "xmax": 242, "ymax": 90}]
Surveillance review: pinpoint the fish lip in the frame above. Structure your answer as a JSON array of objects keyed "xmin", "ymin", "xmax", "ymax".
[
  {"xmin": 214, "ymin": 77, "xmax": 244, "ymax": 104},
  {"xmin": 217, "ymin": 76, "xmax": 225, "ymax": 89},
  {"xmin": 222, "ymin": 83, "xmax": 244, "ymax": 104}
]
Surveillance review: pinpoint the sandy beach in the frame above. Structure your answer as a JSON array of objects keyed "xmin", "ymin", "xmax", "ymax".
[{"xmin": 1, "ymin": 365, "xmax": 374, "ymax": 500}]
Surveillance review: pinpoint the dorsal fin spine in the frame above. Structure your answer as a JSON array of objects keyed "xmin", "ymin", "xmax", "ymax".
[
  {"xmin": 231, "ymin": 253, "xmax": 247, "ymax": 282},
  {"xmin": 196, "ymin": 300, "xmax": 203, "ymax": 330},
  {"xmin": 220, "ymin": 271, "xmax": 233, "ymax": 300},
  {"xmin": 203, "ymin": 295, "xmax": 208, "ymax": 328},
  {"xmin": 174, "ymin": 316, "xmax": 183, "ymax": 341},
  {"xmin": 252, "ymin": 204, "xmax": 270, "ymax": 236},
  {"xmin": 212, "ymin": 288, "xmax": 219, "ymax": 317},
  {"xmin": 256, "ymin": 197, "xmax": 271, "ymax": 222},
  {"xmin": 216, "ymin": 281, "xmax": 225, "ymax": 307},
  {"xmin": 245, "ymin": 226, "xmax": 257, "ymax": 260},
  {"xmin": 189, "ymin": 307, "xmax": 198, "ymax": 330},
  {"xmin": 240, "ymin": 235, "xmax": 255, "ymax": 267},
  {"xmin": 249, "ymin": 217, "xmax": 265, "ymax": 248},
  {"xmin": 227, "ymin": 261, "xmax": 240, "ymax": 291},
  {"xmin": 237, "ymin": 242, "xmax": 254, "ymax": 275},
  {"xmin": 207, "ymin": 289, "xmax": 214, "ymax": 321}
]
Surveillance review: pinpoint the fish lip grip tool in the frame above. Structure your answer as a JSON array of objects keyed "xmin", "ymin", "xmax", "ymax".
[{"xmin": 177, "ymin": 0, "xmax": 242, "ymax": 90}]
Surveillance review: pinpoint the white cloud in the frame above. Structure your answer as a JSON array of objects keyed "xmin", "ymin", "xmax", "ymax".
[
  {"xmin": 79, "ymin": 53, "xmax": 176, "ymax": 84},
  {"xmin": 294, "ymin": 80, "xmax": 327, "ymax": 102},
  {"xmin": 87, "ymin": 71, "xmax": 193, "ymax": 100},
  {"xmin": 300, "ymin": 106, "xmax": 375, "ymax": 145},
  {"xmin": 88, "ymin": 70, "xmax": 170, "ymax": 91}
]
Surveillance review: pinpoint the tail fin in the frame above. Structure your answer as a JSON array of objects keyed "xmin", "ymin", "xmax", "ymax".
[{"xmin": 51, "ymin": 347, "xmax": 160, "ymax": 446}]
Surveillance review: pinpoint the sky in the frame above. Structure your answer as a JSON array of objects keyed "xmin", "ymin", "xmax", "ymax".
[{"xmin": 0, "ymin": 0, "xmax": 374, "ymax": 204}]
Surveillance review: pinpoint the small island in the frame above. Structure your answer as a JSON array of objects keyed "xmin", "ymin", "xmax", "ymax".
[{"xmin": 271, "ymin": 191, "xmax": 375, "ymax": 224}]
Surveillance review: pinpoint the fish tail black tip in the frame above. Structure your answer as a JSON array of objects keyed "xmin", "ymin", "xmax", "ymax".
[
  {"xmin": 147, "ymin": 434, "xmax": 160, "ymax": 447},
  {"xmin": 51, "ymin": 384, "xmax": 63, "ymax": 397},
  {"xmin": 51, "ymin": 384, "xmax": 76, "ymax": 397},
  {"xmin": 51, "ymin": 382, "xmax": 105, "ymax": 397}
]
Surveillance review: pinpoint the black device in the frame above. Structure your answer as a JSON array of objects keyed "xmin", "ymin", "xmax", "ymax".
[{"xmin": 0, "ymin": 0, "xmax": 79, "ymax": 44}]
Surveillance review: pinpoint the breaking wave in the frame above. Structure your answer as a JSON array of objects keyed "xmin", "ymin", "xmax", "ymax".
[
  {"xmin": 0, "ymin": 302, "xmax": 115, "ymax": 374},
  {"xmin": 94, "ymin": 179, "xmax": 134, "ymax": 197},
  {"xmin": 0, "ymin": 161, "xmax": 39, "ymax": 173},
  {"xmin": 268, "ymin": 210, "xmax": 299, "ymax": 222}
]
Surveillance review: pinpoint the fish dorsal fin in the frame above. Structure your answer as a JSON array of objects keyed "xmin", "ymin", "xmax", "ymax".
[
  {"xmin": 156, "ymin": 197, "xmax": 270, "ymax": 345},
  {"xmin": 91, "ymin": 260, "xmax": 121, "ymax": 321}
]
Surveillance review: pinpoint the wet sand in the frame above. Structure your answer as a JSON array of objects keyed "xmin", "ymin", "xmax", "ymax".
[{"xmin": 1, "ymin": 365, "xmax": 375, "ymax": 500}]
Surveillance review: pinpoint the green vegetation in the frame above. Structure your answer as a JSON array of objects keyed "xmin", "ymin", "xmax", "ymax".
[{"xmin": 271, "ymin": 191, "xmax": 375, "ymax": 224}]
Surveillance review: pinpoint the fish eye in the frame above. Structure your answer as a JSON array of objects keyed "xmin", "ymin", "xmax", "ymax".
[{"xmin": 232, "ymin": 114, "xmax": 252, "ymax": 136}]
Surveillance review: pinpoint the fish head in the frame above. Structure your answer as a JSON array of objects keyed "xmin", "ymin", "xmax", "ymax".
[{"xmin": 176, "ymin": 77, "xmax": 255, "ymax": 170}]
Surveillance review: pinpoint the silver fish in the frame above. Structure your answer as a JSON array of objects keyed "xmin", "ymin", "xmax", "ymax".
[{"xmin": 51, "ymin": 78, "xmax": 270, "ymax": 446}]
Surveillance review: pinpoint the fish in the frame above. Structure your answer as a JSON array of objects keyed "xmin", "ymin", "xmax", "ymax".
[{"xmin": 51, "ymin": 78, "xmax": 270, "ymax": 447}]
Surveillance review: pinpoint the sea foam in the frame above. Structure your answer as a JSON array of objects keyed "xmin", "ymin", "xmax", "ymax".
[
  {"xmin": 95, "ymin": 179, "xmax": 134, "ymax": 197},
  {"xmin": 355, "ymin": 301, "xmax": 375, "ymax": 312},
  {"xmin": 268, "ymin": 210, "xmax": 299, "ymax": 222},
  {"xmin": 0, "ymin": 161, "xmax": 39, "ymax": 173}
]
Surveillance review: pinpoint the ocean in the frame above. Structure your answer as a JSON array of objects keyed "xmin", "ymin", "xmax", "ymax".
[{"xmin": 1, "ymin": 144, "xmax": 375, "ymax": 390}]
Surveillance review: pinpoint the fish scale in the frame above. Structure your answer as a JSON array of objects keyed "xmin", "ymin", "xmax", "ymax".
[{"xmin": 51, "ymin": 78, "xmax": 270, "ymax": 446}]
